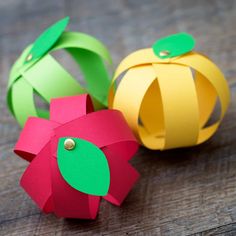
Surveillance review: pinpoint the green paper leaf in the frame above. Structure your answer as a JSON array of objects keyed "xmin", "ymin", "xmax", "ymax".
[
  {"xmin": 152, "ymin": 32, "xmax": 195, "ymax": 59},
  {"xmin": 57, "ymin": 137, "xmax": 110, "ymax": 196},
  {"xmin": 25, "ymin": 17, "xmax": 70, "ymax": 62}
]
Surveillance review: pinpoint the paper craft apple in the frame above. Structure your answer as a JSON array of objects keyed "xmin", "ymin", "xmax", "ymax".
[
  {"xmin": 7, "ymin": 17, "xmax": 112, "ymax": 127},
  {"xmin": 14, "ymin": 94, "xmax": 139, "ymax": 219},
  {"xmin": 109, "ymin": 33, "xmax": 230, "ymax": 150}
]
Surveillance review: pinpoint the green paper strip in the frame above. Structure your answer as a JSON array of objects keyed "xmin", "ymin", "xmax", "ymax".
[
  {"xmin": 152, "ymin": 32, "xmax": 195, "ymax": 59},
  {"xmin": 57, "ymin": 137, "xmax": 110, "ymax": 196},
  {"xmin": 7, "ymin": 18, "xmax": 112, "ymax": 127},
  {"xmin": 23, "ymin": 54, "xmax": 85, "ymax": 103},
  {"xmin": 12, "ymin": 79, "xmax": 38, "ymax": 125}
]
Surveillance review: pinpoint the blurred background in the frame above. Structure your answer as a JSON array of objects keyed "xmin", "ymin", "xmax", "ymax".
[{"xmin": 0, "ymin": 1, "xmax": 236, "ymax": 235}]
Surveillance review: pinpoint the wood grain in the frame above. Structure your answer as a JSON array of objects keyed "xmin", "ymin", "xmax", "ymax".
[{"xmin": 0, "ymin": 0, "xmax": 236, "ymax": 235}]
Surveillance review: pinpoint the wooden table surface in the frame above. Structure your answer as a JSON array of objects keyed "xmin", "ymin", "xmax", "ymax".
[{"xmin": 0, "ymin": 0, "xmax": 236, "ymax": 235}]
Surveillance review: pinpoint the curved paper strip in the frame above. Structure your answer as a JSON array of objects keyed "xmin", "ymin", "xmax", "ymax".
[
  {"xmin": 7, "ymin": 19, "xmax": 112, "ymax": 127},
  {"xmin": 11, "ymin": 78, "xmax": 38, "ymax": 126},
  {"xmin": 14, "ymin": 117, "xmax": 59, "ymax": 161},
  {"xmin": 50, "ymin": 94, "xmax": 93, "ymax": 123},
  {"xmin": 102, "ymin": 146, "xmax": 139, "ymax": 206},
  {"xmin": 175, "ymin": 52, "xmax": 230, "ymax": 143},
  {"xmin": 20, "ymin": 143, "xmax": 53, "ymax": 213},
  {"xmin": 67, "ymin": 48, "xmax": 110, "ymax": 106},
  {"xmin": 52, "ymin": 31, "xmax": 112, "ymax": 106},
  {"xmin": 50, "ymin": 156, "xmax": 100, "ymax": 219},
  {"xmin": 152, "ymin": 63, "xmax": 199, "ymax": 149},
  {"xmin": 194, "ymin": 71, "xmax": 217, "ymax": 128},
  {"xmin": 139, "ymin": 77, "xmax": 164, "ymax": 135},
  {"xmin": 23, "ymin": 54, "xmax": 85, "ymax": 103},
  {"xmin": 53, "ymin": 32, "xmax": 112, "ymax": 64},
  {"xmin": 109, "ymin": 47, "xmax": 230, "ymax": 150},
  {"xmin": 7, "ymin": 45, "xmax": 32, "ymax": 93}
]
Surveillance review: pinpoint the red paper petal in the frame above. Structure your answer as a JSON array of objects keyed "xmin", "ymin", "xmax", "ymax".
[
  {"xmin": 102, "ymin": 146, "xmax": 140, "ymax": 206},
  {"xmin": 20, "ymin": 143, "xmax": 53, "ymax": 213},
  {"xmin": 14, "ymin": 117, "xmax": 59, "ymax": 162},
  {"xmin": 50, "ymin": 155, "xmax": 100, "ymax": 219},
  {"xmin": 50, "ymin": 95, "xmax": 94, "ymax": 124}
]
